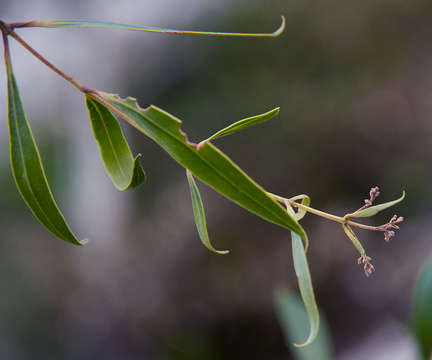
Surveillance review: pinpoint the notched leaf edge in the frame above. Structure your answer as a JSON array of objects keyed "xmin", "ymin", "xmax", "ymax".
[{"xmin": 92, "ymin": 91, "xmax": 199, "ymax": 148}]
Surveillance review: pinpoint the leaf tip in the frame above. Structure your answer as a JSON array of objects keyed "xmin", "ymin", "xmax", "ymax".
[
  {"xmin": 292, "ymin": 328, "xmax": 319, "ymax": 348},
  {"xmin": 273, "ymin": 16, "xmax": 286, "ymax": 37},
  {"xmin": 214, "ymin": 249, "xmax": 230, "ymax": 255},
  {"xmin": 78, "ymin": 238, "xmax": 89, "ymax": 246}
]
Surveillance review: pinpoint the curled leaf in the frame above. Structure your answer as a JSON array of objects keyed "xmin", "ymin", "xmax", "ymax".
[
  {"xmin": 25, "ymin": 16, "xmax": 286, "ymax": 38},
  {"xmin": 197, "ymin": 107, "xmax": 280, "ymax": 150},
  {"xmin": 294, "ymin": 195, "xmax": 311, "ymax": 221},
  {"xmin": 4, "ymin": 42, "xmax": 86, "ymax": 245},
  {"xmin": 186, "ymin": 170, "xmax": 229, "ymax": 255},
  {"xmin": 85, "ymin": 95, "xmax": 145, "ymax": 190},
  {"xmin": 284, "ymin": 199, "xmax": 308, "ymax": 250},
  {"xmin": 88, "ymin": 91, "xmax": 307, "ymax": 244},
  {"xmin": 291, "ymin": 231, "xmax": 319, "ymax": 347},
  {"xmin": 350, "ymin": 191, "xmax": 405, "ymax": 218}
]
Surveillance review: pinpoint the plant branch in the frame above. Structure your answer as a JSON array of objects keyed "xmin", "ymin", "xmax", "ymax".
[
  {"xmin": 1, "ymin": 24, "xmax": 11, "ymax": 67},
  {"xmin": 267, "ymin": 192, "xmax": 380, "ymax": 232},
  {"xmin": 7, "ymin": 29, "xmax": 85, "ymax": 91}
]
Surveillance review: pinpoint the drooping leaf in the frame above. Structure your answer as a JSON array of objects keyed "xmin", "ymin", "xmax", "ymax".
[
  {"xmin": 23, "ymin": 16, "xmax": 286, "ymax": 38},
  {"xmin": 186, "ymin": 170, "xmax": 229, "ymax": 255},
  {"xmin": 291, "ymin": 231, "xmax": 319, "ymax": 347},
  {"xmin": 4, "ymin": 44, "xmax": 86, "ymax": 245},
  {"xmin": 85, "ymin": 95, "xmax": 145, "ymax": 190},
  {"xmin": 412, "ymin": 254, "xmax": 432, "ymax": 359},
  {"xmin": 349, "ymin": 191, "xmax": 405, "ymax": 218},
  {"xmin": 197, "ymin": 107, "xmax": 280, "ymax": 149},
  {"xmin": 88, "ymin": 91, "xmax": 307, "ymax": 243},
  {"xmin": 274, "ymin": 288, "xmax": 332, "ymax": 359}
]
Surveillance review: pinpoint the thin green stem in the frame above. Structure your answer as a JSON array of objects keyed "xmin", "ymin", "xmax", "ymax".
[{"xmin": 267, "ymin": 191, "xmax": 380, "ymax": 232}]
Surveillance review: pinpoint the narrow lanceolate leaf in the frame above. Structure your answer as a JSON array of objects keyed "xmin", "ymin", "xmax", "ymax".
[
  {"xmin": 89, "ymin": 91, "xmax": 307, "ymax": 243},
  {"xmin": 4, "ymin": 48, "xmax": 86, "ymax": 245},
  {"xmin": 186, "ymin": 170, "xmax": 229, "ymax": 255},
  {"xmin": 85, "ymin": 96, "xmax": 145, "ymax": 190},
  {"xmin": 291, "ymin": 231, "xmax": 319, "ymax": 347},
  {"xmin": 197, "ymin": 107, "xmax": 280, "ymax": 150},
  {"xmin": 274, "ymin": 288, "xmax": 332, "ymax": 359},
  {"xmin": 22, "ymin": 16, "xmax": 286, "ymax": 38},
  {"xmin": 412, "ymin": 254, "xmax": 432, "ymax": 359},
  {"xmin": 350, "ymin": 191, "xmax": 405, "ymax": 218}
]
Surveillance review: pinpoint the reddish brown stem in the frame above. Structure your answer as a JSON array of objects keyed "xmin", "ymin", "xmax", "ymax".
[{"xmin": 7, "ymin": 29, "xmax": 85, "ymax": 91}]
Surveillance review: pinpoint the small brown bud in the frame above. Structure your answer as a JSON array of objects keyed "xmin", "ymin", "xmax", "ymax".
[
  {"xmin": 364, "ymin": 262, "xmax": 375, "ymax": 277},
  {"xmin": 369, "ymin": 186, "xmax": 380, "ymax": 201},
  {"xmin": 361, "ymin": 186, "xmax": 380, "ymax": 210},
  {"xmin": 358, "ymin": 255, "xmax": 374, "ymax": 277},
  {"xmin": 384, "ymin": 230, "xmax": 395, "ymax": 242}
]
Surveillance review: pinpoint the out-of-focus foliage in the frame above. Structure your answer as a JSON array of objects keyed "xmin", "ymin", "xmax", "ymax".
[
  {"xmin": 274, "ymin": 288, "xmax": 332, "ymax": 359},
  {"xmin": 290, "ymin": 231, "xmax": 319, "ymax": 347},
  {"xmin": 412, "ymin": 254, "xmax": 432, "ymax": 359}
]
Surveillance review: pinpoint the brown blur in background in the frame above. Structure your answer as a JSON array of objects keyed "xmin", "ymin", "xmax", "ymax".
[{"xmin": 0, "ymin": 0, "xmax": 431, "ymax": 359}]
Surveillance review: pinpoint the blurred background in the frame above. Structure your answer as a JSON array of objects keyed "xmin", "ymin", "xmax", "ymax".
[{"xmin": 0, "ymin": 0, "xmax": 431, "ymax": 359}]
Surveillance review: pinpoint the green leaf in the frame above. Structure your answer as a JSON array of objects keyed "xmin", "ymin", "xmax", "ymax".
[
  {"xmin": 28, "ymin": 16, "xmax": 286, "ymax": 38},
  {"xmin": 186, "ymin": 170, "xmax": 229, "ymax": 255},
  {"xmin": 412, "ymin": 254, "xmax": 432, "ymax": 359},
  {"xmin": 85, "ymin": 95, "xmax": 145, "ymax": 190},
  {"xmin": 197, "ymin": 107, "xmax": 280, "ymax": 149},
  {"xmin": 5, "ymin": 53, "xmax": 86, "ymax": 245},
  {"xmin": 291, "ymin": 231, "xmax": 319, "ymax": 347},
  {"xmin": 274, "ymin": 288, "xmax": 332, "ymax": 359},
  {"xmin": 89, "ymin": 92, "xmax": 307, "ymax": 243},
  {"xmin": 349, "ymin": 191, "xmax": 405, "ymax": 218}
]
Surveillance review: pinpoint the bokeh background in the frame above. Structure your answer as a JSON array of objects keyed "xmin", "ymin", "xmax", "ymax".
[{"xmin": 0, "ymin": 0, "xmax": 431, "ymax": 359}]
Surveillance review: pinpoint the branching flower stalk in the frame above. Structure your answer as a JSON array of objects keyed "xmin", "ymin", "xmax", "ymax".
[
  {"xmin": 268, "ymin": 187, "xmax": 405, "ymax": 276},
  {"xmin": 0, "ymin": 17, "xmax": 405, "ymax": 347}
]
